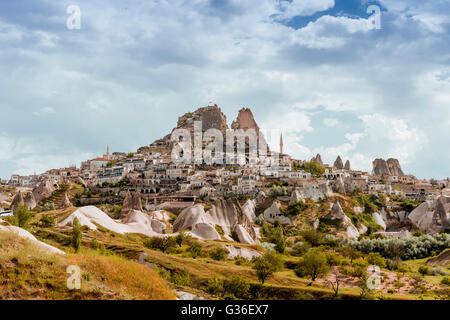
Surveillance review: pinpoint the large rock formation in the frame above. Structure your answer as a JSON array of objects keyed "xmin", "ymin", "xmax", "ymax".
[
  {"xmin": 156, "ymin": 105, "xmax": 229, "ymax": 148},
  {"xmin": 387, "ymin": 158, "xmax": 404, "ymax": 176},
  {"xmin": 59, "ymin": 206, "xmax": 164, "ymax": 237},
  {"xmin": 311, "ymin": 154, "xmax": 323, "ymax": 165},
  {"xmin": 121, "ymin": 190, "xmax": 143, "ymax": 217},
  {"xmin": 263, "ymin": 201, "xmax": 292, "ymax": 225},
  {"xmin": 372, "ymin": 159, "xmax": 391, "ymax": 176},
  {"xmin": 333, "ymin": 156, "xmax": 344, "ymax": 170},
  {"xmin": 24, "ymin": 193, "xmax": 37, "ymax": 210},
  {"xmin": 11, "ymin": 192, "xmax": 25, "ymax": 209},
  {"xmin": 230, "ymin": 108, "xmax": 268, "ymax": 150},
  {"xmin": 295, "ymin": 182, "xmax": 332, "ymax": 201},
  {"xmin": 173, "ymin": 198, "xmax": 258, "ymax": 244},
  {"xmin": 59, "ymin": 193, "xmax": 72, "ymax": 209},
  {"xmin": 408, "ymin": 196, "xmax": 450, "ymax": 233},
  {"xmin": 372, "ymin": 158, "xmax": 404, "ymax": 176},
  {"xmin": 32, "ymin": 179, "xmax": 59, "ymax": 203},
  {"xmin": 323, "ymin": 199, "xmax": 361, "ymax": 240},
  {"xmin": 290, "ymin": 189, "xmax": 304, "ymax": 204},
  {"xmin": 344, "ymin": 160, "xmax": 351, "ymax": 171}
]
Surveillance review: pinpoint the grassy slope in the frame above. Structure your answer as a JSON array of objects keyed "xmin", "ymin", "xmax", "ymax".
[{"xmin": 0, "ymin": 231, "xmax": 175, "ymax": 300}]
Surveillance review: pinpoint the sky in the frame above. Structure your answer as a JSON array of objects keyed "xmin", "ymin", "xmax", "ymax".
[{"xmin": 0, "ymin": 0, "xmax": 449, "ymax": 179}]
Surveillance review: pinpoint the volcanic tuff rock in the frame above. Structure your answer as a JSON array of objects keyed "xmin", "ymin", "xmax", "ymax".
[
  {"xmin": 333, "ymin": 156, "xmax": 344, "ymax": 170},
  {"xmin": 311, "ymin": 154, "xmax": 323, "ymax": 165},
  {"xmin": 231, "ymin": 108, "xmax": 268, "ymax": 149},
  {"xmin": 263, "ymin": 201, "xmax": 292, "ymax": 225},
  {"xmin": 372, "ymin": 159, "xmax": 391, "ymax": 176},
  {"xmin": 324, "ymin": 199, "xmax": 361, "ymax": 240},
  {"xmin": 11, "ymin": 192, "xmax": 25, "ymax": 208},
  {"xmin": 344, "ymin": 160, "xmax": 351, "ymax": 171},
  {"xmin": 296, "ymin": 181, "xmax": 332, "ymax": 201},
  {"xmin": 408, "ymin": 196, "xmax": 450, "ymax": 233},
  {"xmin": 121, "ymin": 190, "xmax": 143, "ymax": 217},
  {"xmin": 32, "ymin": 179, "xmax": 59, "ymax": 203},
  {"xmin": 24, "ymin": 192, "xmax": 37, "ymax": 210},
  {"xmin": 157, "ymin": 105, "xmax": 229, "ymax": 147},
  {"xmin": 59, "ymin": 193, "xmax": 72, "ymax": 209},
  {"xmin": 173, "ymin": 198, "xmax": 258, "ymax": 244},
  {"xmin": 372, "ymin": 158, "xmax": 404, "ymax": 176},
  {"xmin": 387, "ymin": 158, "xmax": 404, "ymax": 176}
]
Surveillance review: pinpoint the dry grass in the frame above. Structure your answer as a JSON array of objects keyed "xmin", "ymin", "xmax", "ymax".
[{"xmin": 0, "ymin": 230, "xmax": 175, "ymax": 300}]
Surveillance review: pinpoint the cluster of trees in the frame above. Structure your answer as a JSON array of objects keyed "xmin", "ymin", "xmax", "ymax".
[{"xmin": 348, "ymin": 233, "xmax": 450, "ymax": 260}]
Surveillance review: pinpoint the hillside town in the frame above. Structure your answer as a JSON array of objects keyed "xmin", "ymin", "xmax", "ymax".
[{"xmin": 2, "ymin": 106, "xmax": 449, "ymax": 205}]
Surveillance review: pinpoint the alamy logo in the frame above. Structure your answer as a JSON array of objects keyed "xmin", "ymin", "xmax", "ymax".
[
  {"xmin": 366, "ymin": 265, "xmax": 381, "ymax": 290},
  {"xmin": 66, "ymin": 5, "xmax": 81, "ymax": 30},
  {"xmin": 66, "ymin": 265, "xmax": 81, "ymax": 290},
  {"xmin": 367, "ymin": 5, "xmax": 381, "ymax": 30}
]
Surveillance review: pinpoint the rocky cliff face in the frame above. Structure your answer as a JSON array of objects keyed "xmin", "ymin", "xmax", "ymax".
[
  {"xmin": 408, "ymin": 196, "xmax": 450, "ymax": 233},
  {"xmin": 11, "ymin": 192, "xmax": 24, "ymax": 209},
  {"xmin": 387, "ymin": 158, "xmax": 404, "ymax": 176},
  {"xmin": 372, "ymin": 158, "xmax": 404, "ymax": 176},
  {"xmin": 155, "ymin": 105, "xmax": 229, "ymax": 148},
  {"xmin": 333, "ymin": 156, "xmax": 344, "ymax": 170},
  {"xmin": 32, "ymin": 179, "xmax": 59, "ymax": 203},
  {"xmin": 121, "ymin": 190, "xmax": 143, "ymax": 218},
  {"xmin": 344, "ymin": 160, "xmax": 351, "ymax": 171},
  {"xmin": 311, "ymin": 154, "xmax": 323, "ymax": 165},
  {"xmin": 24, "ymin": 193, "xmax": 37, "ymax": 210},
  {"xmin": 231, "ymin": 107, "xmax": 268, "ymax": 151},
  {"xmin": 173, "ymin": 198, "xmax": 258, "ymax": 244}
]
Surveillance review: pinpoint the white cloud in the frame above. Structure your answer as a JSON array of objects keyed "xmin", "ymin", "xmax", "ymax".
[
  {"xmin": 277, "ymin": 0, "xmax": 335, "ymax": 19},
  {"xmin": 323, "ymin": 117, "xmax": 341, "ymax": 127}
]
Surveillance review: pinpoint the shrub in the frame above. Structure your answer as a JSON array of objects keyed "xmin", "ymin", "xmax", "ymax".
[
  {"xmin": 209, "ymin": 247, "xmax": 229, "ymax": 261},
  {"xmin": 285, "ymin": 201, "xmax": 307, "ymax": 216},
  {"xmin": 175, "ymin": 232, "xmax": 186, "ymax": 247},
  {"xmin": 440, "ymin": 277, "xmax": 450, "ymax": 286},
  {"xmin": 367, "ymin": 252, "xmax": 386, "ymax": 268},
  {"xmin": 72, "ymin": 217, "xmax": 82, "ymax": 252},
  {"xmin": 295, "ymin": 248, "xmax": 330, "ymax": 281},
  {"xmin": 12, "ymin": 205, "xmax": 34, "ymax": 228},
  {"xmin": 301, "ymin": 229, "xmax": 324, "ymax": 247},
  {"xmin": 430, "ymin": 266, "xmax": 447, "ymax": 276},
  {"xmin": 206, "ymin": 277, "xmax": 225, "ymax": 296},
  {"xmin": 252, "ymin": 251, "xmax": 284, "ymax": 284},
  {"xmin": 224, "ymin": 276, "xmax": 251, "ymax": 299},
  {"xmin": 91, "ymin": 239, "xmax": 100, "ymax": 250},
  {"xmin": 171, "ymin": 268, "xmax": 191, "ymax": 286},
  {"xmin": 40, "ymin": 202, "xmax": 56, "ymax": 212},
  {"xmin": 272, "ymin": 227, "xmax": 286, "ymax": 254},
  {"xmin": 291, "ymin": 241, "xmax": 310, "ymax": 257},
  {"xmin": 188, "ymin": 242, "xmax": 203, "ymax": 259},
  {"xmin": 347, "ymin": 234, "xmax": 450, "ymax": 260},
  {"xmin": 418, "ymin": 266, "xmax": 430, "ymax": 276},
  {"xmin": 269, "ymin": 185, "xmax": 287, "ymax": 197},
  {"xmin": 144, "ymin": 237, "xmax": 176, "ymax": 253},
  {"xmin": 352, "ymin": 258, "xmax": 369, "ymax": 269},
  {"xmin": 39, "ymin": 214, "xmax": 55, "ymax": 228},
  {"xmin": 326, "ymin": 253, "xmax": 341, "ymax": 267}
]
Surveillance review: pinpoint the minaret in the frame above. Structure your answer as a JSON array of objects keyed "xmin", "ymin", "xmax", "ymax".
[
  {"xmin": 280, "ymin": 132, "xmax": 283, "ymax": 155},
  {"xmin": 106, "ymin": 145, "xmax": 111, "ymax": 160}
]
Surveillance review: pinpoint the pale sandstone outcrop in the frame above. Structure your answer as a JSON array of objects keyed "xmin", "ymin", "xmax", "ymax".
[
  {"xmin": 408, "ymin": 196, "xmax": 450, "ymax": 233},
  {"xmin": 59, "ymin": 193, "xmax": 72, "ymax": 209},
  {"xmin": 0, "ymin": 224, "xmax": 65, "ymax": 255},
  {"xmin": 333, "ymin": 156, "xmax": 344, "ymax": 170},
  {"xmin": 296, "ymin": 182, "xmax": 332, "ymax": 201},
  {"xmin": 263, "ymin": 201, "xmax": 292, "ymax": 225},
  {"xmin": 32, "ymin": 179, "xmax": 59, "ymax": 203},
  {"xmin": 24, "ymin": 192, "xmax": 37, "ymax": 210}
]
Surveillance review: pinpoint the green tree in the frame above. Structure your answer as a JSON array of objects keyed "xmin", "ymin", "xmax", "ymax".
[
  {"xmin": 273, "ymin": 227, "xmax": 286, "ymax": 254},
  {"xmin": 209, "ymin": 247, "xmax": 229, "ymax": 261},
  {"xmin": 72, "ymin": 217, "xmax": 82, "ymax": 253},
  {"xmin": 39, "ymin": 214, "xmax": 55, "ymax": 228},
  {"xmin": 188, "ymin": 242, "xmax": 203, "ymax": 259},
  {"xmin": 367, "ymin": 252, "xmax": 386, "ymax": 268},
  {"xmin": 252, "ymin": 251, "xmax": 284, "ymax": 284},
  {"xmin": 12, "ymin": 204, "xmax": 34, "ymax": 228},
  {"xmin": 144, "ymin": 236, "xmax": 176, "ymax": 253},
  {"xmin": 175, "ymin": 232, "xmax": 186, "ymax": 247},
  {"xmin": 295, "ymin": 248, "xmax": 330, "ymax": 281}
]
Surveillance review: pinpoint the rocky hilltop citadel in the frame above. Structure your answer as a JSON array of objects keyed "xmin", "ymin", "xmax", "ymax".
[{"xmin": 1, "ymin": 104, "xmax": 449, "ymax": 300}]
